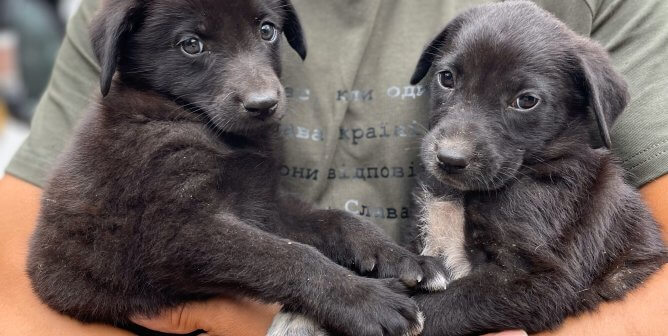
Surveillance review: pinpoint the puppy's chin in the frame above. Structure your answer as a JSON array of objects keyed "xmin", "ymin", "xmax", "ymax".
[{"xmin": 425, "ymin": 159, "xmax": 522, "ymax": 192}]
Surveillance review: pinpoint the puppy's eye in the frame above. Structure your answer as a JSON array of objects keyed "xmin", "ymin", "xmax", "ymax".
[
  {"xmin": 512, "ymin": 94, "xmax": 540, "ymax": 110},
  {"xmin": 438, "ymin": 71, "xmax": 455, "ymax": 89},
  {"xmin": 180, "ymin": 37, "xmax": 204, "ymax": 55},
  {"xmin": 260, "ymin": 22, "xmax": 278, "ymax": 42}
]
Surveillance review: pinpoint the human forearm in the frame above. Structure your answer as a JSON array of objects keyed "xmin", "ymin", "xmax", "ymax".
[
  {"xmin": 536, "ymin": 266, "xmax": 668, "ymax": 336},
  {"xmin": 0, "ymin": 174, "xmax": 283, "ymax": 336},
  {"xmin": 0, "ymin": 175, "xmax": 132, "ymax": 335},
  {"xmin": 537, "ymin": 174, "xmax": 668, "ymax": 336}
]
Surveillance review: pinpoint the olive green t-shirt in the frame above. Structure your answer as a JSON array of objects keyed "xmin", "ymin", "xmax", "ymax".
[{"xmin": 8, "ymin": 0, "xmax": 668, "ymax": 241}]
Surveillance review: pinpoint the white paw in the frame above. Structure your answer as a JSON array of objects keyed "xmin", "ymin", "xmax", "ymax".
[
  {"xmin": 420, "ymin": 271, "xmax": 450, "ymax": 292},
  {"xmin": 404, "ymin": 310, "xmax": 425, "ymax": 336},
  {"xmin": 267, "ymin": 312, "xmax": 328, "ymax": 336}
]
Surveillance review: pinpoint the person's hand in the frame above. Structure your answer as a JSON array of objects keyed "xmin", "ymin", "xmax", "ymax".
[
  {"xmin": 131, "ymin": 298, "xmax": 280, "ymax": 336},
  {"xmin": 484, "ymin": 331, "xmax": 528, "ymax": 336}
]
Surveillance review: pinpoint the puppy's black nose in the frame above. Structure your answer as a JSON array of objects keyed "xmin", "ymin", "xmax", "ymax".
[
  {"xmin": 243, "ymin": 93, "xmax": 278, "ymax": 119},
  {"xmin": 437, "ymin": 148, "xmax": 469, "ymax": 173}
]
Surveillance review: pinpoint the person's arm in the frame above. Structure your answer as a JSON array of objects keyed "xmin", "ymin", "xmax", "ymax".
[
  {"xmin": 0, "ymin": 175, "xmax": 131, "ymax": 335},
  {"xmin": 537, "ymin": 174, "xmax": 668, "ymax": 336},
  {"xmin": 0, "ymin": 174, "xmax": 280, "ymax": 336}
]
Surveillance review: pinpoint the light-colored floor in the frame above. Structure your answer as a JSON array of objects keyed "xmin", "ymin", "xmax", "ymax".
[{"xmin": 0, "ymin": 117, "xmax": 30, "ymax": 178}]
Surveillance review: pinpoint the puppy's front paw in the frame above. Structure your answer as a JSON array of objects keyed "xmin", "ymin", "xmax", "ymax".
[
  {"xmin": 322, "ymin": 278, "xmax": 424, "ymax": 336},
  {"xmin": 330, "ymin": 211, "xmax": 449, "ymax": 288},
  {"xmin": 267, "ymin": 312, "xmax": 328, "ymax": 336},
  {"xmin": 353, "ymin": 241, "xmax": 450, "ymax": 290},
  {"xmin": 416, "ymin": 256, "xmax": 451, "ymax": 292},
  {"xmin": 418, "ymin": 270, "xmax": 450, "ymax": 292},
  {"xmin": 403, "ymin": 310, "xmax": 425, "ymax": 336}
]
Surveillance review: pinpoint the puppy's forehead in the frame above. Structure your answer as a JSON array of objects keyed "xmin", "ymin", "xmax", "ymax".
[
  {"xmin": 441, "ymin": 2, "xmax": 571, "ymax": 74},
  {"xmin": 151, "ymin": 0, "xmax": 286, "ymax": 32}
]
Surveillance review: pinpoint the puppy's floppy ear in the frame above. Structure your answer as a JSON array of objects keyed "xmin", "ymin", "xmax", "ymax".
[
  {"xmin": 280, "ymin": 0, "xmax": 307, "ymax": 60},
  {"xmin": 90, "ymin": 0, "xmax": 144, "ymax": 96},
  {"xmin": 575, "ymin": 42, "xmax": 630, "ymax": 149},
  {"xmin": 410, "ymin": 17, "xmax": 465, "ymax": 85}
]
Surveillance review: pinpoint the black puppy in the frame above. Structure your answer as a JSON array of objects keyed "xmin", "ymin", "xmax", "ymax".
[
  {"xmin": 408, "ymin": 1, "xmax": 666, "ymax": 335},
  {"xmin": 27, "ymin": 1, "xmax": 445, "ymax": 335}
]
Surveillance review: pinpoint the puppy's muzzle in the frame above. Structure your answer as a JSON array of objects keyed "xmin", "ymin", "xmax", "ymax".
[
  {"xmin": 436, "ymin": 140, "xmax": 473, "ymax": 174},
  {"xmin": 243, "ymin": 91, "xmax": 279, "ymax": 120},
  {"xmin": 436, "ymin": 147, "xmax": 470, "ymax": 174}
]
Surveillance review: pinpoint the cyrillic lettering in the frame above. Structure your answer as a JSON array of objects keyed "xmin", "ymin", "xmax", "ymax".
[
  {"xmin": 339, "ymin": 128, "xmax": 350, "ymax": 140},
  {"xmin": 359, "ymin": 205, "xmax": 370, "ymax": 217},
  {"xmin": 353, "ymin": 168, "xmax": 367, "ymax": 180},
  {"xmin": 345, "ymin": 199, "xmax": 359, "ymax": 213},
  {"xmin": 312, "ymin": 129, "xmax": 324, "ymax": 142},
  {"xmin": 298, "ymin": 89, "xmax": 310, "ymax": 101},
  {"xmin": 392, "ymin": 167, "xmax": 404, "ymax": 178},
  {"xmin": 371, "ymin": 207, "xmax": 385, "ymax": 218},
  {"xmin": 402, "ymin": 86, "xmax": 416, "ymax": 99},
  {"xmin": 387, "ymin": 86, "xmax": 401, "ymax": 98},
  {"xmin": 305, "ymin": 169, "xmax": 319, "ymax": 181},
  {"xmin": 296, "ymin": 127, "xmax": 310, "ymax": 139},
  {"xmin": 380, "ymin": 167, "xmax": 390, "ymax": 178},
  {"xmin": 367, "ymin": 167, "xmax": 379, "ymax": 179},
  {"xmin": 352, "ymin": 128, "xmax": 364, "ymax": 145},
  {"xmin": 401, "ymin": 207, "xmax": 409, "ymax": 219},
  {"xmin": 292, "ymin": 167, "xmax": 305, "ymax": 179},
  {"xmin": 395, "ymin": 125, "xmax": 408, "ymax": 137},
  {"xmin": 337, "ymin": 90, "xmax": 349, "ymax": 101},
  {"xmin": 360, "ymin": 90, "xmax": 373, "ymax": 101}
]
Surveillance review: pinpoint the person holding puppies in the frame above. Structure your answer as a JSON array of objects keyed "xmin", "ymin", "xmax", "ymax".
[{"xmin": 1, "ymin": 0, "xmax": 667, "ymax": 335}]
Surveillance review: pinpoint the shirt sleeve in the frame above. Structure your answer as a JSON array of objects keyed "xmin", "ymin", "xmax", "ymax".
[
  {"xmin": 5, "ymin": 0, "xmax": 101, "ymax": 187},
  {"xmin": 589, "ymin": 0, "xmax": 668, "ymax": 187}
]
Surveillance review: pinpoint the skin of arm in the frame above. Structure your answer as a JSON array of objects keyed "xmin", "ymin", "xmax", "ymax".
[
  {"xmin": 0, "ymin": 174, "xmax": 279, "ymax": 336},
  {"xmin": 0, "ymin": 172, "xmax": 666, "ymax": 335},
  {"xmin": 536, "ymin": 173, "xmax": 668, "ymax": 336}
]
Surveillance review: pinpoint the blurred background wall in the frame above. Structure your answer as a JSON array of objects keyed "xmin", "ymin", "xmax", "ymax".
[{"xmin": 0, "ymin": 0, "xmax": 80, "ymax": 176}]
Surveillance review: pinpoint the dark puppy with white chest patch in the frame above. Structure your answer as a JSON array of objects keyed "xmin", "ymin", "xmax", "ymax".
[
  {"xmin": 409, "ymin": 1, "xmax": 666, "ymax": 335},
  {"xmin": 27, "ymin": 1, "xmax": 446, "ymax": 335}
]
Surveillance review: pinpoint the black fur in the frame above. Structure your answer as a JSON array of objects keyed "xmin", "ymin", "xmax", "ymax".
[
  {"xmin": 408, "ymin": 2, "xmax": 667, "ymax": 335},
  {"xmin": 27, "ymin": 1, "xmax": 446, "ymax": 335}
]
